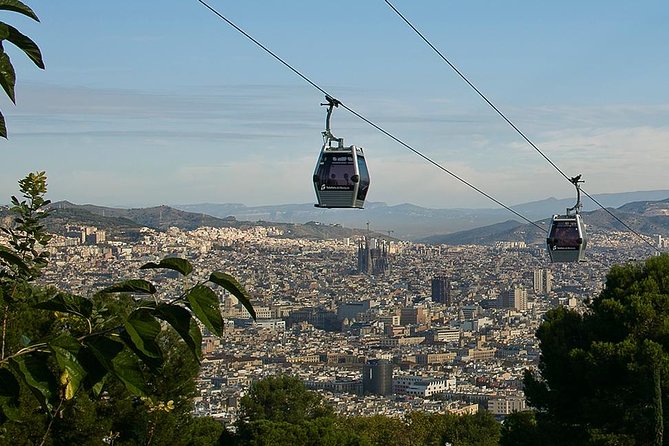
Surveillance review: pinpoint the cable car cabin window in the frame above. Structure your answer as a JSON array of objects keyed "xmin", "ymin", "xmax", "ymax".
[
  {"xmin": 316, "ymin": 154, "xmax": 355, "ymax": 191},
  {"xmin": 549, "ymin": 220, "xmax": 581, "ymax": 250},
  {"xmin": 356, "ymin": 155, "xmax": 370, "ymax": 201}
]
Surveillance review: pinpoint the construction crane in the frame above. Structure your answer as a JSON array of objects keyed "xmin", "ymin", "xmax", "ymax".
[{"xmin": 365, "ymin": 222, "xmax": 395, "ymax": 239}]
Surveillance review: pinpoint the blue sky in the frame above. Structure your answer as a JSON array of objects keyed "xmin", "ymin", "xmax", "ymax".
[{"xmin": 1, "ymin": 1, "xmax": 668, "ymax": 209}]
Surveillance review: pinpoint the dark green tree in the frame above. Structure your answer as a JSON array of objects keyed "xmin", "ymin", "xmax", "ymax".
[
  {"xmin": 499, "ymin": 411, "xmax": 542, "ymax": 446},
  {"xmin": 238, "ymin": 375, "xmax": 333, "ymax": 425},
  {"xmin": 440, "ymin": 410, "xmax": 500, "ymax": 446},
  {"xmin": 347, "ymin": 411, "xmax": 500, "ymax": 446},
  {"xmin": 0, "ymin": 0, "xmax": 45, "ymax": 137},
  {"xmin": 523, "ymin": 254, "xmax": 669, "ymax": 446},
  {"xmin": 347, "ymin": 415, "xmax": 408, "ymax": 446},
  {"xmin": 235, "ymin": 375, "xmax": 365, "ymax": 446}
]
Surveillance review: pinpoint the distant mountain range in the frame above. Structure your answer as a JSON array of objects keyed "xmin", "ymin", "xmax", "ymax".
[
  {"xmin": 2, "ymin": 190, "xmax": 667, "ymax": 245},
  {"xmin": 422, "ymin": 198, "xmax": 669, "ymax": 245},
  {"xmin": 34, "ymin": 201, "xmax": 375, "ymax": 242},
  {"xmin": 173, "ymin": 190, "xmax": 669, "ymax": 240}
]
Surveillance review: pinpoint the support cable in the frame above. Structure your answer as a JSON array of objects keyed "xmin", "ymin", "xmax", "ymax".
[
  {"xmin": 383, "ymin": 0, "xmax": 570, "ymax": 183},
  {"xmin": 195, "ymin": 0, "xmax": 547, "ymax": 233},
  {"xmin": 383, "ymin": 0, "xmax": 657, "ymax": 251}
]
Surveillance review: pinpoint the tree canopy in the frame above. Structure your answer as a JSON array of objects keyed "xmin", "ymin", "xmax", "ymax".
[
  {"xmin": 234, "ymin": 375, "xmax": 500, "ymax": 446},
  {"xmin": 238, "ymin": 375, "xmax": 333, "ymax": 425},
  {"xmin": 521, "ymin": 254, "xmax": 669, "ymax": 446}
]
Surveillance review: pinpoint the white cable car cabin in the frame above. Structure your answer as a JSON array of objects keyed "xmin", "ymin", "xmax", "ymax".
[
  {"xmin": 546, "ymin": 175, "xmax": 588, "ymax": 262},
  {"xmin": 313, "ymin": 96, "xmax": 370, "ymax": 208}
]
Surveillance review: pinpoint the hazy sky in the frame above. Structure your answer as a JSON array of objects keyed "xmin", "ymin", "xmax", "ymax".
[{"xmin": 1, "ymin": 1, "xmax": 668, "ymax": 209}]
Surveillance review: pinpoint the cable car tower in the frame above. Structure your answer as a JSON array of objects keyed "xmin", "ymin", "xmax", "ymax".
[
  {"xmin": 313, "ymin": 95, "xmax": 370, "ymax": 208},
  {"xmin": 546, "ymin": 175, "xmax": 588, "ymax": 262}
]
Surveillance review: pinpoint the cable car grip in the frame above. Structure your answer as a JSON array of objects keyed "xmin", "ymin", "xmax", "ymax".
[
  {"xmin": 567, "ymin": 174, "xmax": 584, "ymax": 215},
  {"xmin": 321, "ymin": 95, "xmax": 342, "ymax": 147}
]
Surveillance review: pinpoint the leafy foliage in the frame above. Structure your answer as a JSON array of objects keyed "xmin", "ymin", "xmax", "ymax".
[
  {"xmin": 238, "ymin": 375, "xmax": 333, "ymax": 426},
  {"xmin": 0, "ymin": 172, "xmax": 254, "ymax": 444},
  {"xmin": 235, "ymin": 375, "xmax": 364, "ymax": 446},
  {"xmin": 520, "ymin": 254, "xmax": 669, "ymax": 445},
  {"xmin": 499, "ymin": 411, "xmax": 542, "ymax": 446},
  {"xmin": 234, "ymin": 375, "xmax": 500, "ymax": 446},
  {"xmin": 0, "ymin": 171, "xmax": 51, "ymax": 282},
  {"xmin": 0, "ymin": 0, "xmax": 45, "ymax": 137},
  {"xmin": 1, "ymin": 253, "xmax": 254, "ymax": 415}
]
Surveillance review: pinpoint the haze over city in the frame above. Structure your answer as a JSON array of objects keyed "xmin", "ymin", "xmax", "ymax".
[{"xmin": 1, "ymin": 1, "xmax": 668, "ymax": 210}]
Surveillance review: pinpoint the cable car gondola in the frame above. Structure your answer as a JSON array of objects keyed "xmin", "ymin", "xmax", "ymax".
[
  {"xmin": 313, "ymin": 96, "xmax": 370, "ymax": 208},
  {"xmin": 546, "ymin": 175, "xmax": 587, "ymax": 262}
]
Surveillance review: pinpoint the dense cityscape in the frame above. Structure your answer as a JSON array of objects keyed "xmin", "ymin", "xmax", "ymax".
[
  {"xmin": 19, "ymin": 220, "xmax": 661, "ymax": 427},
  {"xmin": 0, "ymin": 2, "xmax": 667, "ymax": 443}
]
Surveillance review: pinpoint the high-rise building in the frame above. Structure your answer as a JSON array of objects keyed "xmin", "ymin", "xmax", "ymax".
[
  {"xmin": 431, "ymin": 276, "xmax": 451, "ymax": 304},
  {"xmin": 533, "ymin": 269, "xmax": 553, "ymax": 294},
  {"xmin": 362, "ymin": 359, "xmax": 393, "ymax": 396},
  {"xmin": 545, "ymin": 270, "xmax": 553, "ymax": 293},
  {"xmin": 357, "ymin": 237, "xmax": 389, "ymax": 276},
  {"xmin": 498, "ymin": 286, "xmax": 527, "ymax": 311},
  {"xmin": 459, "ymin": 304, "xmax": 481, "ymax": 320},
  {"xmin": 400, "ymin": 305, "xmax": 429, "ymax": 326}
]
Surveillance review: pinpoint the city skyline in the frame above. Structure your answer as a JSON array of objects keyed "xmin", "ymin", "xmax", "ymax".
[
  {"xmin": 10, "ymin": 209, "xmax": 642, "ymax": 427},
  {"xmin": 1, "ymin": 1, "xmax": 668, "ymax": 209}
]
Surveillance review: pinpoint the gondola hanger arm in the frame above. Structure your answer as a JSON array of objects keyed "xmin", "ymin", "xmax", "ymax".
[
  {"xmin": 567, "ymin": 174, "xmax": 584, "ymax": 215},
  {"xmin": 321, "ymin": 95, "xmax": 342, "ymax": 144}
]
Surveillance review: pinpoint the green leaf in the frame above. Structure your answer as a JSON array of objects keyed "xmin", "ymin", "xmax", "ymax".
[
  {"xmin": 34, "ymin": 292, "xmax": 93, "ymax": 318},
  {"xmin": 140, "ymin": 257, "xmax": 193, "ymax": 276},
  {"xmin": 110, "ymin": 350, "xmax": 148, "ymax": 396},
  {"xmin": 90, "ymin": 373, "xmax": 108, "ymax": 397},
  {"xmin": 85, "ymin": 336, "xmax": 147, "ymax": 396},
  {"xmin": 0, "ymin": 368, "xmax": 20, "ymax": 419},
  {"xmin": 209, "ymin": 271, "xmax": 256, "ymax": 320},
  {"xmin": 0, "ymin": 0, "xmax": 40, "ymax": 22},
  {"xmin": 156, "ymin": 303, "xmax": 202, "ymax": 361},
  {"xmin": 76, "ymin": 346, "xmax": 109, "ymax": 396},
  {"xmin": 124, "ymin": 309, "xmax": 162, "ymax": 359},
  {"xmin": 186, "ymin": 284, "xmax": 224, "ymax": 336},
  {"xmin": 84, "ymin": 336, "xmax": 124, "ymax": 373},
  {"xmin": 8, "ymin": 353, "xmax": 56, "ymax": 411},
  {"xmin": 101, "ymin": 279, "xmax": 156, "ymax": 295},
  {"xmin": 0, "ymin": 46, "xmax": 15, "ymax": 103},
  {"xmin": 49, "ymin": 334, "xmax": 86, "ymax": 400},
  {"xmin": 119, "ymin": 330, "xmax": 162, "ymax": 372},
  {"xmin": 0, "ymin": 23, "xmax": 44, "ymax": 69},
  {"xmin": 0, "ymin": 245, "xmax": 28, "ymax": 273}
]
